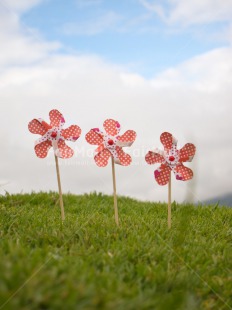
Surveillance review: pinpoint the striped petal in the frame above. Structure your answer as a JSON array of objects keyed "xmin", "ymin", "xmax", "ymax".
[
  {"xmin": 179, "ymin": 143, "xmax": 196, "ymax": 162},
  {"xmin": 103, "ymin": 119, "xmax": 120, "ymax": 136},
  {"xmin": 62, "ymin": 125, "xmax": 81, "ymax": 141},
  {"xmin": 94, "ymin": 148, "xmax": 111, "ymax": 167},
  {"xmin": 28, "ymin": 119, "xmax": 47, "ymax": 135},
  {"xmin": 34, "ymin": 140, "xmax": 52, "ymax": 158},
  {"xmin": 154, "ymin": 164, "xmax": 171, "ymax": 186}
]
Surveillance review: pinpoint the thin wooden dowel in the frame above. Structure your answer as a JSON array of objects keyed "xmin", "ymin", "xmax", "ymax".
[
  {"xmin": 111, "ymin": 156, "xmax": 119, "ymax": 226},
  {"xmin": 55, "ymin": 155, "xmax": 65, "ymax": 221},
  {"xmin": 168, "ymin": 172, "xmax": 171, "ymax": 229}
]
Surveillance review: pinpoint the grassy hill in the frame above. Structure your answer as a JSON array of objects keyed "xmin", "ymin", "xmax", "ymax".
[{"xmin": 0, "ymin": 192, "xmax": 231, "ymax": 310}]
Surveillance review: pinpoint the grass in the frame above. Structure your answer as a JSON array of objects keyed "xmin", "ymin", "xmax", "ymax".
[{"xmin": 0, "ymin": 192, "xmax": 231, "ymax": 310}]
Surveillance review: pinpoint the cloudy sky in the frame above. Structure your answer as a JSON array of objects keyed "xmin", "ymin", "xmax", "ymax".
[{"xmin": 0, "ymin": 0, "xmax": 232, "ymax": 203}]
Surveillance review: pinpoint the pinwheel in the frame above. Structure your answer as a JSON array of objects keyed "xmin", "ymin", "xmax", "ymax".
[
  {"xmin": 86, "ymin": 119, "xmax": 136, "ymax": 225},
  {"xmin": 28, "ymin": 109, "xmax": 81, "ymax": 220},
  {"xmin": 145, "ymin": 132, "xmax": 196, "ymax": 228}
]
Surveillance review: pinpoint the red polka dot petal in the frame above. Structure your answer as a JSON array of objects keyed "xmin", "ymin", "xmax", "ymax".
[
  {"xmin": 57, "ymin": 140, "xmax": 74, "ymax": 159},
  {"xmin": 62, "ymin": 125, "xmax": 81, "ymax": 141},
  {"xmin": 49, "ymin": 109, "xmax": 64, "ymax": 127},
  {"xmin": 154, "ymin": 164, "xmax": 171, "ymax": 186},
  {"xmin": 35, "ymin": 140, "xmax": 52, "ymax": 158},
  {"xmin": 94, "ymin": 149, "xmax": 111, "ymax": 167},
  {"xmin": 175, "ymin": 164, "xmax": 194, "ymax": 181},
  {"xmin": 160, "ymin": 132, "xmax": 173, "ymax": 151},
  {"xmin": 85, "ymin": 129, "xmax": 103, "ymax": 145},
  {"xmin": 117, "ymin": 130, "xmax": 136, "ymax": 144},
  {"xmin": 103, "ymin": 119, "xmax": 119, "ymax": 136},
  {"xmin": 179, "ymin": 143, "xmax": 196, "ymax": 162},
  {"xmin": 145, "ymin": 151, "xmax": 164, "ymax": 165},
  {"xmin": 28, "ymin": 119, "xmax": 47, "ymax": 135},
  {"xmin": 116, "ymin": 146, "xmax": 132, "ymax": 166}
]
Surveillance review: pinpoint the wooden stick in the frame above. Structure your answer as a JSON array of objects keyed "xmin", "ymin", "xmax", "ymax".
[
  {"xmin": 168, "ymin": 172, "xmax": 171, "ymax": 229},
  {"xmin": 54, "ymin": 154, "xmax": 65, "ymax": 221},
  {"xmin": 111, "ymin": 156, "xmax": 119, "ymax": 226}
]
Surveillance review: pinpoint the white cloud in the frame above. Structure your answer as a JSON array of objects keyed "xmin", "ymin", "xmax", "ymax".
[
  {"xmin": 0, "ymin": 0, "xmax": 43, "ymax": 12},
  {"xmin": 61, "ymin": 11, "xmax": 122, "ymax": 36},
  {"xmin": 0, "ymin": 2, "xmax": 232, "ymax": 204},
  {"xmin": 151, "ymin": 48, "xmax": 232, "ymax": 91},
  {"xmin": 140, "ymin": 0, "xmax": 232, "ymax": 25}
]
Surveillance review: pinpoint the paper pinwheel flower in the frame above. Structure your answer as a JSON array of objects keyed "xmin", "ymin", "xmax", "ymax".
[
  {"xmin": 85, "ymin": 119, "xmax": 136, "ymax": 166},
  {"xmin": 28, "ymin": 109, "xmax": 81, "ymax": 158},
  {"xmin": 145, "ymin": 132, "xmax": 196, "ymax": 185}
]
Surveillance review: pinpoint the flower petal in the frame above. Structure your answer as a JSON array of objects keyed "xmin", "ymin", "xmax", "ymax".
[
  {"xmin": 85, "ymin": 129, "xmax": 103, "ymax": 145},
  {"xmin": 94, "ymin": 148, "xmax": 111, "ymax": 167},
  {"xmin": 62, "ymin": 125, "xmax": 81, "ymax": 141},
  {"xmin": 117, "ymin": 130, "xmax": 136, "ymax": 147},
  {"xmin": 160, "ymin": 132, "xmax": 174, "ymax": 151},
  {"xmin": 145, "ymin": 151, "xmax": 164, "ymax": 165},
  {"xmin": 116, "ymin": 146, "xmax": 132, "ymax": 166},
  {"xmin": 154, "ymin": 164, "xmax": 171, "ymax": 186},
  {"xmin": 34, "ymin": 140, "xmax": 52, "ymax": 158},
  {"xmin": 103, "ymin": 119, "xmax": 120, "ymax": 136},
  {"xmin": 179, "ymin": 143, "xmax": 196, "ymax": 162},
  {"xmin": 57, "ymin": 140, "xmax": 74, "ymax": 158},
  {"xmin": 28, "ymin": 119, "xmax": 47, "ymax": 135},
  {"xmin": 174, "ymin": 164, "xmax": 193, "ymax": 181},
  {"xmin": 95, "ymin": 143, "xmax": 105, "ymax": 153},
  {"xmin": 49, "ymin": 109, "xmax": 65, "ymax": 127}
]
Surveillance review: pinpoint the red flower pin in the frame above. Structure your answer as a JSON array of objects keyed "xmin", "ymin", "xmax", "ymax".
[
  {"xmin": 85, "ymin": 119, "xmax": 136, "ymax": 166},
  {"xmin": 28, "ymin": 109, "xmax": 81, "ymax": 158},
  {"xmin": 85, "ymin": 119, "xmax": 136, "ymax": 226},
  {"xmin": 145, "ymin": 132, "xmax": 196, "ymax": 185}
]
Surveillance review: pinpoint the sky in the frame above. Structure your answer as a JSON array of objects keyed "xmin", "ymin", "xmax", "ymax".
[{"xmin": 0, "ymin": 0, "xmax": 232, "ymax": 203}]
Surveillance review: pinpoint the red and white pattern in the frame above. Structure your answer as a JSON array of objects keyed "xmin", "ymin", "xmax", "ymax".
[
  {"xmin": 28, "ymin": 109, "xmax": 81, "ymax": 159},
  {"xmin": 85, "ymin": 119, "xmax": 136, "ymax": 167},
  {"xmin": 145, "ymin": 132, "xmax": 196, "ymax": 185}
]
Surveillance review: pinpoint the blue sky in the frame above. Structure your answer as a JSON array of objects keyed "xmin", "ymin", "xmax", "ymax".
[{"xmin": 21, "ymin": 0, "xmax": 228, "ymax": 77}]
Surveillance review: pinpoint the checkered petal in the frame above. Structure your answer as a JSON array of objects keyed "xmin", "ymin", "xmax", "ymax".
[
  {"xmin": 85, "ymin": 129, "xmax": 103, "ymax": 145},
  {"xmin": 103, "ymin": 119, "xmax": 120, "ymax": 136},
  {"xmin": 174, "ymin": 164, "xmax": 193, "ymax": 181},
  {"xmin": 117, "ymin": 130, "xmax": 136, "ymax": 147},
  {"xmin": 28, "ymin": 119, "xmax": 47, "ymax": 135},
  {"xmin": 116, "ymin": 146, "xmax": 132, "ymax": 166},
  {"xmin": 94, "ymin": 148, "xmax": 111, "ymax": 167},
  {"xmin": 49, "ymin": 109, "xmax": 65, "ymax": 127},
  {"xmin": 57, "ymin": 140, "xmax": 74, "ymax": 159},
  {"xmin": 179, "ymin": 143, "xmax": 196, "ymax": 162},
  {"xmin": 145, "ymin": 151, "xmax": 164, "ymax": 165},
  {"xmin": 62, "ymin": 125, "xmax": 81, "ymax": 142},
  {"xmin": 154, "ymin": 164, "xmax": 171, "ymax": 186},
  {"xmin": 160, "ymin": 132, "xmax": 173, "ymax": 151},
  {"xmin": 34, "ymin": 140, "xmax": 52, "ymax": 158}
]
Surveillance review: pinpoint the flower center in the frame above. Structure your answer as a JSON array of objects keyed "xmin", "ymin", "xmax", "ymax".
[
  {"xmin": 108, "ymin": 139, "xmax": 114, "ymax": 146},
  {"xmin": 169, "ymin": 156, "xmax": 175, "ymax": 162},
  {"xmin": 51, "ymin": 132, "xmax": 57, "ymax": 138}
]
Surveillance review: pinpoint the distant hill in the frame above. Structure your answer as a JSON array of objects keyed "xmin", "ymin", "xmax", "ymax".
[{"xmin": 203, "ymin": 193, "xmax": 232, "ymax": 207}]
